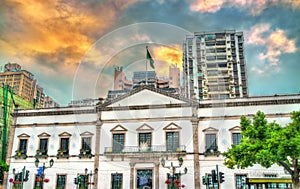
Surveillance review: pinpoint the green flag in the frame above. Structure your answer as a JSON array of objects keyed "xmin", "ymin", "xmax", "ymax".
[{"xmin": 146, "ymin": 47, "xmax": 155, "ymax": 69}]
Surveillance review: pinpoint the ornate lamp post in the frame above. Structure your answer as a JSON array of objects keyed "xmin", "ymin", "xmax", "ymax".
[
  {"xmin": 84, "ymin": 168, "xmax": 98, "ymax": 189},
  {"xmin": 34, "ymin": 158, "xmax": 54, "ymax": 189},
  {"xmin": 161, "ymin": 157, "xmax": 187, "ymax": 189}
]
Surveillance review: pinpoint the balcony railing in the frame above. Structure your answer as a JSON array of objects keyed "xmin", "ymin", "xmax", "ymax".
[
  {"xmin": 79, "ymin": 148, "xmax": 92, "ymax": 159},
  {"xmin": 56, "ymin": 149, "xmax": 69, "ymax": 159},
  {"xmin": 14, "ymin": 149, "xmax": 27, "ymax": 159},
  {"xmin": 104, "ymin": 145, "xmax": 186, "ymax": 154},
  {"xmin": 35, "ymin": 149, "xmax": 48, "ymax": 159},
  {"xmin": 204, "ymin": 146, "xmax": 220, "ymax": 157}
]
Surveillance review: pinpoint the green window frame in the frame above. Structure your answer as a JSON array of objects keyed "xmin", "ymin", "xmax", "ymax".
[
  {"xmin": 235, "ymin": 174, "xmax": 247, "ymax": 189},
  {"xmin": 139, "ymin": 133, "xmax": 151, "ymax": 147},
  {"xmin": 166, "ymin": 132, "xmax": 179, "ymax": 151},
  {"xmin": 205, "ymin": 134, "xmax": 216, "ymax": 150},
  {"xmin": 111, "ymin": 173, "xmax": 123, "ymax": 189},
  {"xmin": 39, "ymin": 138, "xmax": 48, "ymax": 155},
  {"xmin": 56, "ymin": 174, "xmax": 66, "ymax": 189},
  {"xmin": 19, "ymin": 139, "xmax": 27, "ymax": 153},
  {"xmin": 82, "ymin": 137, "xmax": 91, "ymax": 151},
  {"xmin": 113, "ymin": 134, "xmax": 125, "ymax": 153},
  {"xmin": 232, "ymin": 133, "xmax": 242, "ymax": 145}
]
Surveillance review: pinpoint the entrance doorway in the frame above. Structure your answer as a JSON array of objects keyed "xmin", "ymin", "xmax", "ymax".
[{"xmin": 137, "ymin": 169, "xmax": 152, "ymax": 189}]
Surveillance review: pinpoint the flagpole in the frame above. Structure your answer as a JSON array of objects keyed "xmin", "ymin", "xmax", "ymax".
[{"xmin": 146, "ymin": 46, "xmax": 148, "ymax": 85}]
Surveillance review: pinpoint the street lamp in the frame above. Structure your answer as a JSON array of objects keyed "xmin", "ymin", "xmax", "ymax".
[
  {"xmin": 34, "ymin": 158, "xmax": 54, "ymax": 189},
  {"xmin": 161, "ymin": 157, "xmax": 187, "ymax": 189},
  {"xmin": 84, "ymin": 168, "xmax": 98, "ymax": 189}
]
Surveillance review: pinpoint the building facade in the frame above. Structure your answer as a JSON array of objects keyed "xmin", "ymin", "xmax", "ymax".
[
  {"xmin": 6, "ymin": 86, "xmax": 300, "ymax": 189},
  {"xmin": 183, "ymin": 30, "xmax": 248, "ymax": 100}
]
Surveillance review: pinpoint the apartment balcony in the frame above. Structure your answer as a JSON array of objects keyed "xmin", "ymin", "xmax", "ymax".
[
  {"xmin": 79, "ymin": 148, "xmax": 93, "ymax": 159},
  {"xmin": 35, "ymin": 149, "xmax": 48, "ymax": 159},
  {"xmin": 104, "ymin": 145, "xmax": 186, "ymax": 156},
  {"xmin": 14, "ymin": 150, "xmax": 27, "ymax": 159},
  {"xmin": 204, "ymin": 146, "xmax": 221, "ymax": 157},
  {"xmin": 56, "ymin": 149, "xmax": 69, "ymax": 159}
]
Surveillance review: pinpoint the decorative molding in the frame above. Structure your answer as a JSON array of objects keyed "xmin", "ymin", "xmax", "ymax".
[
  {"xmin": 229, "ymin": 126, "xmax": 241, "ymax": 133},
  {"xmin": 100, "ymin": 103, "xmax": 193, "ymax": 111},
  {"xmin": 37, "ymin": 132, "xmax": 51, "ymax": 138},
  {"xmin": 102, "ymin": 116, "xmax": 194, "ymax": 123},
  {"xmin": 97, "ymin": 85, "xmax": 194, "ymax": 111},
  {"xmin": 12, "ymin": 109, "xmax": 96, "ymax": 117},
  {"xmin": 199, "ymin": 97, "xmax": 300, "ymax": 108},
  {"xmin": 110, "ymin": 125, "xmax": 128, "ymax": 132},
  {"xmin": 16, "ymin": 121, "xmax": 97, "ymax": 128},
  {"xmin": 136, "ymin": 124, "xmax": 154, "ymax": 131},
  {"xmin": 202, "ymin": 127, "xmax": 219, "ymax": 133},
  {"xmin": 163, "ymin": 122, "xmax": 182, "ymax": 130},
  {"xmin": 80, "ymin": 131, "xmax": 94, "ymax": 137},
  {"xmin": 58, "ymin": 132, "xmax": 72, "ymax": 137},
  {"xmin": 17, "ymin": 133, "xmax": 30, "ymax": 138}
]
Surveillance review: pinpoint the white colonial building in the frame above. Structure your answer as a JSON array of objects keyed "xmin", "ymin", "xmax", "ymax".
[{"xmin": 5, "ymin": 86, "xmax": 300, "ymax": 189}]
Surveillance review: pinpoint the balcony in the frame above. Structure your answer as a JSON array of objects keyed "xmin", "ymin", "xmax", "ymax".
[
  {"xmin": 14, "ymin": 150, "xmax": 27, "ymax": 159},
  {"xmin": 79, "ymin": 148, "xmax": 92, "ymax": 159},
  {"xmin": 35, "ymin": 149, "xmax": 48, "ymax": 159},
  {"xmin": 56, "ymin": 149, "xmax": 69, "ymax": 159},
  {"xmin": 104, "ymin": 145, "xmax": 186, "ymax": 155},
  {"xmin": 204, "ymin": 146, "xmax": 220, "ymax": 157}
]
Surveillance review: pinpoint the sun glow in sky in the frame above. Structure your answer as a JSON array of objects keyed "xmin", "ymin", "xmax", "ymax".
[{"xmin": 1, "ymin": 0, "xmax": 299, "ymax": 104}]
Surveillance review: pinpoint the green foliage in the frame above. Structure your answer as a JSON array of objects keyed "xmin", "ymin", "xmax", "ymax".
[
  {"xmin": 0, "ymin": 160, "xmax": 9, "ymax": 181},
  {"xmin": 223, "ymin": 110, "xmax": 300, "ymax": 186}
]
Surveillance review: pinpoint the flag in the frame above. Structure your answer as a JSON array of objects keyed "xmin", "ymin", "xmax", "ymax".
[{"xmin": 146, "ymin": 47, "xmax": 155, "ymax": 69}]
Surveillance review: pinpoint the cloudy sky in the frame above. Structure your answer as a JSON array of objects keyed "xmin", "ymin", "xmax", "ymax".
[{"xmin": 1, "ymin": 0, "xmax": 299, "ymax": 105}]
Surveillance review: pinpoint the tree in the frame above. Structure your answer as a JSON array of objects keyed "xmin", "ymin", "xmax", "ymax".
[
  {"xmin": 0, "ymin": 161, "xmax": 9, "ymax": 184},
  {"xmin": 223, "ymin": 110, "xmax": 300, "ymax": 189}
]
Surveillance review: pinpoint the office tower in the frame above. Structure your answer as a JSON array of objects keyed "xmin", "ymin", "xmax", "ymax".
[{"xmin": 183, "ymin": 30, "xmax": 248, "ymax": 100}]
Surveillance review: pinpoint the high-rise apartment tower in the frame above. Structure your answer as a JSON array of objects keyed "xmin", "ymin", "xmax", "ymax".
[
  {"xmin": 183, "ymin": 30, "xmax": 248, "ymax": 100},
  {"xmin": 0, "ymin": 63, "xmax": 60, "ymax": 107}
]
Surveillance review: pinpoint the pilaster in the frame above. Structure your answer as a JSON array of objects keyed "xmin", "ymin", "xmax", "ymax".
[
  {"xmin": 93, "ymin": 115, "xmax": 102, "ymax": 189},
  {"xmin": 192, "ymin": 104, "xmax": 201, "ymax": 189}
]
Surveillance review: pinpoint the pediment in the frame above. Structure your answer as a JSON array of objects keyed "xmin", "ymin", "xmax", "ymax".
[
  {"xmin": 80, "ymin": 131, "xmax": 94, "ymax": 137},
  {"xmin": 202, "ymin": 127, "xmax": 219, "ymax": 132},
  {"xmin": 58, "ymin": 132, "xmax": 72, "ymax": 137},
  {"xmin": 163, "ymin": 123, "xmax": 182, "ymax": 130},
  {"xmin": 110, "ymin": 125, "xmax": 128, "ymax": 132},
  {"xmin": 229, "ymin": 126, "xmax": 241, "ymax": 132},
  {"xmin": 102, "ymin": 86, "xmax": 190, "ymax": 108},
  {"xmin": 17, "ymin": 133, "xmax": 30, "ymax": 138},
  {"xmin": 136, "ymin": 124, "xmax": 154, "ymax": 131},
  {"xmin": 38, "ymin": 132, "xmax": 51, "ymax": 138}
]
